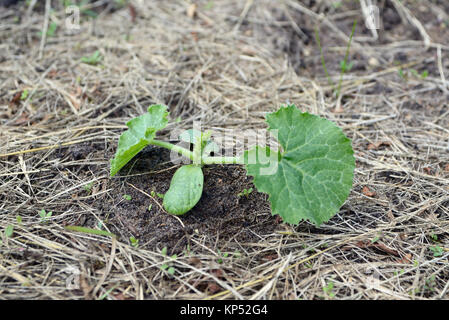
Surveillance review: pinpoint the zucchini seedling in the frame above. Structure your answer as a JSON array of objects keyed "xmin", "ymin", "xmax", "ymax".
[{"xmin": 110, "ymin": 104, "xmax": 355, "ymax": 226}]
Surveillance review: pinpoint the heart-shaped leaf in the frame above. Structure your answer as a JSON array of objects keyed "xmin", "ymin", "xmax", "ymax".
[
  {"xmin": 110, "ymin": 105, "xmax": 169, "ymax": 177},
  {"xmin": 242, "ymin": 105, "xmax": 355, "ymax": 226},
  {"xmin": 163, "ymin": 164, "xmax": 204, "ymax": 215}
]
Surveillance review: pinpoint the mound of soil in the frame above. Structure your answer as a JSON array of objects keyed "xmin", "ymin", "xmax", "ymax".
[{"xmin": 94, "ymin": 147, "xmax": 278, "ymax": 253}]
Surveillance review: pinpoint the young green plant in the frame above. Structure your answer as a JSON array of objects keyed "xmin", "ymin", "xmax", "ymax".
[{"xmin": 110, "ymin": 104, "xmax": 355, "ymax": 226}]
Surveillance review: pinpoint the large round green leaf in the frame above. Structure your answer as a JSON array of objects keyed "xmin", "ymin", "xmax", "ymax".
[
  {"xmin": 163, "ymin": 165, "xmax": 204, "ymax": 215},
  {"xmin": 242, "ymin": 105, "xmax": 355, "ymax": 226}
]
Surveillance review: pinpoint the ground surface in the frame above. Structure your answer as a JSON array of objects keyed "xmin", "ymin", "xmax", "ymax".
[{"xmin": 0, "ymin": 0, "xmax": 448, "ymax": 300}]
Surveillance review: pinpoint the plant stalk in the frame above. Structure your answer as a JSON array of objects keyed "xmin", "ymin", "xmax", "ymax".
[
  {"xmin": 202, "ymin": 156, "xmax": 244, "ymax": 165},
  {"xmin": 150, "ymin": 140, "xmax": 194, "ymax": 161},
  {"xmin": 150, "ymin": 139, "xmax": 243, "ymax": 165}
]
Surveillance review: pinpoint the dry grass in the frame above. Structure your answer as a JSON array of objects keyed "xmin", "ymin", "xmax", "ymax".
[{"xmin": 0, "ymin": 0, "xmax": 448, "ymax": 300}]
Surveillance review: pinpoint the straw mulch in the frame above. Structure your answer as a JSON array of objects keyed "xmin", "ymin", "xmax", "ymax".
[{"xmin": 0, "ymin": 0, "xmax": 448, "ymax": 299}]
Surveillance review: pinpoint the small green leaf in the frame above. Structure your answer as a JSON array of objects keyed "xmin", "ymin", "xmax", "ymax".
[
  {"xmin": 129, "ymin": 236, "xmax": 138, "ymax": 247},
  {"xmin": 123, "ymin": 194, "xmax": 132, "ymax": 201},
  {"xmin": 160, "ymin": 264, "xmax": 168, "ymax": 270},
  {"xmin": 83, "ymin": 181, "xmax": 94, "ymax": 192},
  {"xmin": 38, "ymin": 209, "xmax": 52, "ymax": 222},
  {"xmin": 163, "ymin": 165, "xmax": 203, "ymax": 215},
  {"xmin": 110, "ymin": 105, "xmax": 169, "ymax": 176},
  {"xmin": 81, "ymin": 50, "xmax": 102, "ymax": 65},
  {"xmin": 167, "ymin": 267, "xmax": 175, "ymax": 275},
  {"xmin": 242, "ymin": 105, "xmax": 355, "ymax": 226},
  {"xmin": 238, "ymin": 187, "xmax": 253, "ymax": 198},
  {"xmin": 340, "ymin": 60, "xmax": 353, "ymax": 72},
  {"xmin": 20, "ymin": 89, "xmax": 29, "ymax": 100},
  {"xmin": 161, "ymin": 247, "xmax": 167, "ymax": 256},
  {"xmin": 430, "ymin": 246, "xmax": 444, "ymax": 257},
  {"xmin": 47, "ymin": 22, "xmax": 58, "ymax": 37},
  {"xmin": 5, "ymin": 225, "xmax": 14, "ymax": 238},
  {"xmin": 323, "ymin": 281, "xmax": 335, "ymax": 298}
]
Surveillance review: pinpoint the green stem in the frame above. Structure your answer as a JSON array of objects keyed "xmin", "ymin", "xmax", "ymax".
[
  {"xmin": 202, "ymin": 156, "xmax": 243, "ymax": 165},
  {"xmin": 150, "ymin": 139, "xmax": 194, "ymax": 161},
  {"xmin": 151, "ymin": 139, "xmax": 243, "ymax": 165}
]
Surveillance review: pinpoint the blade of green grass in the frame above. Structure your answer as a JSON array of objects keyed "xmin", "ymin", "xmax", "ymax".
[
  {"xmin": 97, "ymin": 286, "xmax": 117, "ymax": 300},
  {"xmin": 65, "ymin": 225, "xmax": 116, "ymax": 238}
]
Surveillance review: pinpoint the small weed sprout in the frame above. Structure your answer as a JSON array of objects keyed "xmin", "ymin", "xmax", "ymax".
[
  {"xmin": 81, "ymin": 50, "xmax": 102, "ymax": 65},
  {"xmin": 216, "ymin": 249, "xmax": 241, "ymax": 263},
  {"xmin": 5, "ymin": 225, "xmax": 14, "ymax": 238},
  {"xmin": 0, "ymin": 225, "xmax": 14, "ymax": 246},
  {"xmin": 323, "ymin": 280, "xmax": 335, "ymax": 299},
  {"xmin": 424, "ymin": 275, "xmax": 437, "ymax": 292},
  {"xmin": 129, "ymin": 236, "xmax": 139, "ymax": 248},
  {"xmin": 217, "ymin": 249, "xmax": 228, "ymax": 264},
  {"xmin": 38, "ymin": 21, "xmax": 58, "ymax": 38},
  {"xmin": 83, "ymin": 181, "xmax": 94, "ymax": 193},
  {"xmin": 20, "ymin": 89, "xmax": 29, "ymax": 100},
  {"xmin": 160, "ymin": 247, "xmax": 177, "ymax": 275},
  {"xmin": 237, "ymin": 187, "xmax": 253, "ymax": 198},
  {"xmin": 38, "ymin": 209, "xmax": 52, "ymax": 223},
  {"xmin": 429, "ymin": 245, "xmax": 444, "ymax": 257},
  {"xmin": 150, "ymin": 190, "xmax": 164, "ymax": 199},
  {"xmin": 339, "ymin": 60, "xmax": 354, "ymax": 73}
]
